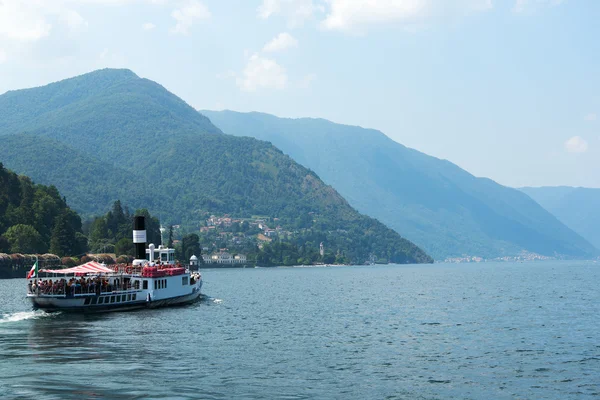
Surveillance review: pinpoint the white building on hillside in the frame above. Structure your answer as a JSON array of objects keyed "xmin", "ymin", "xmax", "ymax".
[
  {"xmin": 203, "ymin": 252, "xmax": 248, "ymax": 264},
  {"xmin": 234, "ymin": 254, "xmax": 247, "ymax": 264}
]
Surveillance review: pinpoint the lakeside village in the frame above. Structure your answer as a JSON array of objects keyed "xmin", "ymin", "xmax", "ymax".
[
  {"xmin": 189, "ymin": 215, "xmax": 578, "ymax": 265},
  {"xmin": 443, "ymin": 251, "xmax": 574, "ymax": 263},
  {"xmin": 185, "ymin": 214, "xmax": 339, "ymax": 267}
]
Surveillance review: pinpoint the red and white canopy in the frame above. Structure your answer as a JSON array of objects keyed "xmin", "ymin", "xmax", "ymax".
[{"xmin": 40, "ymin": 261, "xmax": 115, "ymax": 275}]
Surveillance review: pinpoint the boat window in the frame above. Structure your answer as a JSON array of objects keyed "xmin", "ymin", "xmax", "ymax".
[
  {"xmin": 132, "ymin": 294, "xmax": 137, "ymax": 301},
  {"xmin": 127, "ymin": 294, "xmax": 131, "ymax": 301},
  {"xmin": 91, "ymin": 297, "xmax": 97, "ymax": 305},
  {"xmin": 84, "ymin": 297, "xmax": 91, "ymax": 305},
  {"xmin": 182, "ymin": 276, "xmax": 188, "ymax": 285},
  {"xmin": 110, "ymin": 296, "xmax": 115, "ymax": 303},
  {"xmin": 154, "ymin": 280, "xmax": 158, "ymax": 290},
  {"xmin": 98, "ymin": 297, "xmax": 104, "ymax": 304},
  {"xmin": 117, "ymin": 295, "xmax": 122, "ymax": 302},
  {"xmin": 143, "ymin": 280, "xmax": 148, "ymax": 290},
  {"xmin": 164, "ymin": 279, "xmax": 167, "ymax": 289},
  {"xmin": 161, "ymin": 253, "xmax": 168, "ymax": 262}
]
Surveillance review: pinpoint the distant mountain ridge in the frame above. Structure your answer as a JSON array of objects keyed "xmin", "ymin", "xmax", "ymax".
[
  {"xmin": 0, "ymin": 69, "xmax": 431, "ymax": 264},
  {"xmin": 201, "ymin": 110, "xmax": 598, "ymax": 260},
  {"xmin": 520, "ymin": 186, "xmax": 600, "ymax": 250}
]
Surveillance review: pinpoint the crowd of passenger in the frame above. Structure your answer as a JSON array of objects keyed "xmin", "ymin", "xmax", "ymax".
[{"xmin": 28, "ymin": 277, "xmax": 133, "ymax": 296}]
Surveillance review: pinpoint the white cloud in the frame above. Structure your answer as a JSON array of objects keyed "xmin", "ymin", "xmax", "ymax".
[
  {"xmin": 263, "ymin": 32, "xmax": 298, "ymax": 53},
  {"xmin": 0, "ymin": 49, "xmax": 6, "ymax": 64},
  {"xmin": 171, "ymin": 0, "xmax": 211, "ymax": 35},
  {"xmin": 513, "ymin": 0, "xmax": 565, "ymax": 14},
  {"xmin": 236, "ymin": 53, "xmax": 288, "ymax": 92},
  {"xmin": 258, "ymin": 0, "xmax": 323, "ymax": 28},
  {"xmin": 0, "ymin": 0, "xmax": 167, "ymax": 43},
  {"xmin": 142, "ymin": 22, "xmax": 156, "ymax": 31},
  {"xmin": 584, "ymin": 113, "xmax": 597, "ymax": 121},
  {"xmin": 321, "ymin": 0, "xmax": 492, "ymax": 33},
  {"xmin": 0, "ymin": 1, "xmax": 52, "ymax": 41},
  {"xmin": 258, "ymin": 0, "xmax": 280, "ymax": 18},
  {"xmin": 564, "ymin": 136, "xmax": 589, "ymax": 153},
  {"xmin": 60, "ymin": 8, "xmax": 88, "ymax": 31}
]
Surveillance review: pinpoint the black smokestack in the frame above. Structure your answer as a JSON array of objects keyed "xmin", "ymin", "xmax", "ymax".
[{"xmin": 133, "ymin": 216, "xmax": 146, "ymax": 260}]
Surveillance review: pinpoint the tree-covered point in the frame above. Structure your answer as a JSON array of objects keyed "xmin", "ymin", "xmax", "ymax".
[{"xmin": 0, "ymin": 163, "xmax": 87, "ymax": 256}]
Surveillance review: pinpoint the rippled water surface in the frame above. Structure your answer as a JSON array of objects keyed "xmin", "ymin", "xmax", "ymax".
[{"xmin": 1, "ymin": 262, "xmax": 599, "ymax": 399}]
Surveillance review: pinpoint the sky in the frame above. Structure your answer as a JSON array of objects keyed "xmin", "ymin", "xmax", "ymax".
[{"xmin": 0, "ymin": 0, "xmax": 599, "ymax": 188}]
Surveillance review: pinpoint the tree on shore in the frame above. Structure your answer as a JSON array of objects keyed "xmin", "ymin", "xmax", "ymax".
[
  {"xmin": 4, "ymin": 224, "xmax": 46, "ymax": 254},
  {"xmin": 49, "ymin": 212, "xmax": 79, "ymax": 257}
]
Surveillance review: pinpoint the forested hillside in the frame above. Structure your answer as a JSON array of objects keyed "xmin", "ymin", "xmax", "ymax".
[
  {"xmin": 0, "ymin": 69, "xmax": 432, "ymax": 264},
  {"xmin": 1, "ymin": 134, "xmax": 169, "ymax": 219},
  {"xmin": 0, "ymin": 163, "xmax": 86, "ymax": 256},
  {"xmin": 201, "ymin": 110, "xmax": 598, "ymax": 260}
]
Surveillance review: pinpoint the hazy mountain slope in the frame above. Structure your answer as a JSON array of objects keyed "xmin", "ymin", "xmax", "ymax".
[
  {"xmin": 0, "ymin": 69, "xmax": 431, "ymax": 264},
  {"xmin": 520, "ymin": 186, "xmax": 600, "ymax": 249},
  {"xmin": 201, "ymin": 110, "xmax": 597, "ymax": 260}
]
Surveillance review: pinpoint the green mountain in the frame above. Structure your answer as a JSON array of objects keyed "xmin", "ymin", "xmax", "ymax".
[
  {"xmin": 0, "ymin": 134, "xmax": 169, "ymax": 219},
  {"xmin": 201, "ymin": 110, "xmax": 598, "ymax": 260},
  {"xmin": 0, "ymin": 69, "xmax": 431, "ymax": 264},
  {"xmin": 520, "ymin": 186, "xmax": 600, "ymax": 250}
]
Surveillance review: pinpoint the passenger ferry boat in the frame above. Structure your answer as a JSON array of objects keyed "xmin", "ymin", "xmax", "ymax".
[{"xmin": 27, "ymin": 216, "xmax": 202, "ymax": 313}]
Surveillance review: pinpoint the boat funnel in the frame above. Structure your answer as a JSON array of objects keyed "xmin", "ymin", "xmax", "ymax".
[{"xmin": 133, "ymin": 216, "xmax": 147, "ymax": 260}]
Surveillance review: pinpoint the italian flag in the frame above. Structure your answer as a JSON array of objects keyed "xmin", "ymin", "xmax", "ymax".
[{"xmin": 26, "ymin": 260, "xmax": 38, "ymax": 280}]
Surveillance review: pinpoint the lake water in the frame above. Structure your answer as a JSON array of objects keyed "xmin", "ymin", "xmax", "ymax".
[{"xmin": 1, "ymin": 261, "xmax": 599, "ymax": 399}]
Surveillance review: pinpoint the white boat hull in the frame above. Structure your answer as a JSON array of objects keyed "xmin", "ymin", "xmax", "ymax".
[{"xmin": 29, "ymin": 280, "xmax": 202, "ymax": 313}]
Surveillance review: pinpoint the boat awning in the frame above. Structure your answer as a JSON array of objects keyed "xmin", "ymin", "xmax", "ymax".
[{"xmin": 40, "ymin": 261, "xmax": 115, "ymax": 275}]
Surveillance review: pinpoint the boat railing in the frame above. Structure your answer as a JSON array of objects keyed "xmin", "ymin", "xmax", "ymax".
[{"xmin": 27, "ymin": 279, "xmax": 141, "ymax": 298}]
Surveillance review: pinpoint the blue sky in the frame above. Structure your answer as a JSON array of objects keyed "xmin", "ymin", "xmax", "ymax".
[{"xmin": 0, "ymin": 0, "xmax": 598, "ymax": 188}]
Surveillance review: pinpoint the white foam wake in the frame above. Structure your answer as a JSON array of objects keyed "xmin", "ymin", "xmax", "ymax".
[{"xmin": 0, "ymin": 311, "xmax": 47, "ymax": 324}]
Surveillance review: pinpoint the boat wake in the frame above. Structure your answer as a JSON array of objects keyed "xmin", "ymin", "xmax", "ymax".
[{"xmin": 0, "ymin": 310, "xmax": 53, "ymax": 324}]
